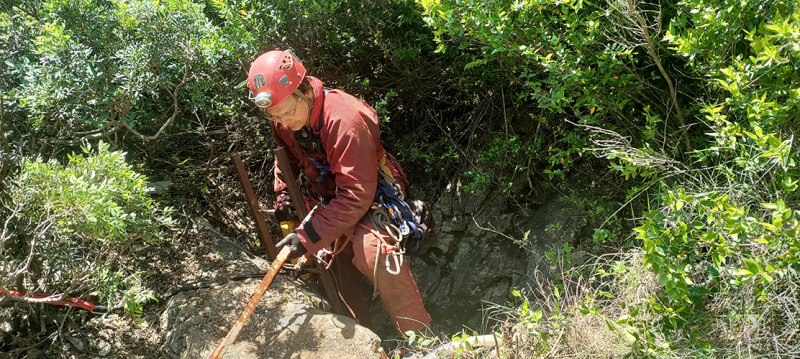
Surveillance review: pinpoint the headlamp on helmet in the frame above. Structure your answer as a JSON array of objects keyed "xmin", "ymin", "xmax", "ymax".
[
  {"xmin": 247, "ymin": 49, "xmax": 307, "ymax": 109},
  {"xmin": 249, "ymin": 90, "xmax": 273, "ymax": 108}
]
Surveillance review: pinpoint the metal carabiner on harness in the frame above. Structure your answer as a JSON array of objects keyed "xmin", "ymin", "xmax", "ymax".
[
  {"xmin": 398, "ymin": 219, "xmax": 411, "ymax": 236},
  {"xmin": 385, "ymin": 252, "xmax": 402, "ymax": 275},
  {"xmin": 386, "ymin": 203, "xmax": 410, "ymax": 236}
]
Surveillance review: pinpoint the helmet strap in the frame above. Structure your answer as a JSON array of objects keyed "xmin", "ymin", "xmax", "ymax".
[{"xmin": 293, "ymin": 88, "xmax": 314, "ymax": 127}]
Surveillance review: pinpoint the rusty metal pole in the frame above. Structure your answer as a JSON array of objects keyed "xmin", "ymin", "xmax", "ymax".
[
  {"xmin": 209, "ymin": 246, "xmax": 291, "ymax": 359},
  {"xmin": 231, "ymin": 153, "xmax": 277, "ymax": 260},
  {"xmin": 273, "ymin": 148, "xmax": 308, "ymax": 219},
  {"xmin": 274, "ymin": 147, "xmax": 347, "ymax": 316}
]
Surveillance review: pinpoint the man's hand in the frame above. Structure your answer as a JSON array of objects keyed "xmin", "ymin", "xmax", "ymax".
[
  {"xmin": 275, "ymin": 232, "xmax": 307, "ymax": 260},
  {"xmin": 275, "ymin": 195, "xmax": 298, "ymax": 222},
  {"xmin": 275, "ymin": 204, "xmax": 297, "ymax": 222}
]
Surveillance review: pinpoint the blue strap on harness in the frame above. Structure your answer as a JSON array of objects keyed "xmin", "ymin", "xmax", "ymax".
[
  {"xmin": 305, "ymin": 154, "xmax": 330, "ymax": 183},
  {"xmin": 375, "ymin": 176, "xmax": 424, "ymax": 246}
]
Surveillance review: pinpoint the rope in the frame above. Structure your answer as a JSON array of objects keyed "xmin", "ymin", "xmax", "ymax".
[
  {"xmin": 310, "ymin": 206, "xmax": 404, "ymax": 299},
  {"xmin": 358, "ymin": 207, "xmax": 404, "ymax": 299}
]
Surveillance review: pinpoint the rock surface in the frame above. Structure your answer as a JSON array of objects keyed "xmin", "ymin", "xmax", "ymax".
[
  {"xmin": 410, "ymin": 188, "xmax": 587, "ymax": 333},
  {"xmin": 161, "ymin": 190, "xmax": 586, "ymax": 356},
  {"xmin": 160, "ymin": 218, "xmax": 382, "ymax": 358}
]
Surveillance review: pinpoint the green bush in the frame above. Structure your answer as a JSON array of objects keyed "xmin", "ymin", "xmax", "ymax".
[
  {"xmin": 1, "ymin": 141, "xmax": 173, "ymax": 316},
  {"xmin": 417, "ymin": 0, "xmax": 800, "ymax": 356},
  {"xmin": 12, "ymin": 0, "xmax": 224, "ymax": 134},
  {"xmin": 573, "ymin": 1, "xmax": 800, "ymax": 355}
]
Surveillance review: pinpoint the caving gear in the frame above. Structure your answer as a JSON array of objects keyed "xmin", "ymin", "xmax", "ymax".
[
  {"xmin": 299, "ymin": 125, "xmax": 425, "ymax": 254},
  {"xmin": 374, "ymin": 160, "xmax": 425, "ymax": 253},
  {"xmin": 277, "ymin": 83, "xmax": 425, "ymax": 254},
  {"xmin": 270, "ymin": 74, "xmax": 431, "ymax": 334},
  {"xmin": 276, "ymin": 232, "xmax": 307, "ymax": 260},
  {"xmin": 248, "ymin": 50, "xmax": 306, "ymax": 109},
  {"xmin": 278, "ymin": 218, "xmax": 313, "ymax": 281}
]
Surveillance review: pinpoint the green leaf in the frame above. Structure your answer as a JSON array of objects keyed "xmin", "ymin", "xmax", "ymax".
[
  {"xmin": 623, "ymin": 330, "xmax": 636, "ymax": 343},
  {"xmin": 706, "ymin": 265, "xmax": 720, "ymax": 280},
  {"xmin": 743, "ymin": 258, "xmax": 761, "ymax": 274},
  {"xmin": 760, "ymin": 272, "xmax": 773, "ymax": 282}
]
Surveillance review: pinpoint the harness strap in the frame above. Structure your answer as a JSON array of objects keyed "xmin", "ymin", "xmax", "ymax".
[
  {"xmin": 294, "ymin": 87, "xmax": 422, "ymax": 273},
  {"xmin": 305, "ymin": 155, "xmax": 330, "ymax": 182},
  {"xmin": 375, "ymin": 176, "xmax": 424, "ymax": 244}
]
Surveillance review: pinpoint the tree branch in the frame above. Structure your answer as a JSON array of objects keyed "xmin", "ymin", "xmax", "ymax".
[
  {"xmin": 625, "ymin": 0, "xmax": 691, "ymax": 151},
  {"xmin": 471, "ymin": 215, "xmax": 515, "ymax": 241},
  {"xmin": 0, "ymin": 97, "xmax": 10, "ymax": 192},
  {"xmin": 114, "ymin": 60, "xmax": 190, "ymax": 142}
]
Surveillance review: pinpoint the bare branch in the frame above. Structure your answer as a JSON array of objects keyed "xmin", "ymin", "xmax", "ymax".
[
  {"xmin": 0, "ymin": 197, "xmax": 23, "ymax": 259},
  {"xmin": 471, "ymin": 215, "xmax": 515, "ymax": 241},
  {"xmin": 0, "ymin": 97, "xmax": 10, "ymax": 192},
  {"xmin": 600, "ymin": 0, "xmax": 691, "ymax": 151},
  {"xmin": 565, "ymin": 119, "xmax": 683, "ymax": 171},
  {"xmin": 114, "ymin": 60, "xmax": 190, "ymax": 142}
]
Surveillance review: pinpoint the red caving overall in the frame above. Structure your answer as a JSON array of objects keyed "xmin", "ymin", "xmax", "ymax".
[{"xmin": 272, "ymin": 76, "xmax": 431, "ymax": 333}]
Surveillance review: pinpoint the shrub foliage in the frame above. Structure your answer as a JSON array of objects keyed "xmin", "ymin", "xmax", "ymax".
[
  {"xmin": 1, "ymin": 0, "xmax": 799, "ymax": 356},
  {"xmin": 1, "ymin": 141, "xmax": 172, "ymax": 316}
]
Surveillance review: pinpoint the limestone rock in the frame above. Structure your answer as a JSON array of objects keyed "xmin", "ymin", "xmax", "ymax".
[
  {"xmin": 410, "ymin": 189, "xmax": 586, "ymax": 333},
  {"xmin": 160, "ymin": 218, "xmax": 381, "ymax": 358},
  {"xmin": 161, "ymin": 277, "xmax": 381, "ymax": 358}
]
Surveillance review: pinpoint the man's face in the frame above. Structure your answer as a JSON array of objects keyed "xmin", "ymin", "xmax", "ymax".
[{"xmin": 265, "ymin": 94, "xmax": 310, "ymax": 131}]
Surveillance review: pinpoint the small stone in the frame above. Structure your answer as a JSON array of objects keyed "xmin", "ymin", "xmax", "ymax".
[
  {"xmin": 66, "ymin": 335, "xmax": 86, "ymax": 352},
  {"xmin": 96, "ymin": 340, "xmax": 113, "ymax": 357}
]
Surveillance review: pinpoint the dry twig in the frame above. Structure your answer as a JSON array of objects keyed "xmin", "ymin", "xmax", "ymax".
[{"xmin": 594, "ymin": 0, "xmax": 691, "ymax": 150}]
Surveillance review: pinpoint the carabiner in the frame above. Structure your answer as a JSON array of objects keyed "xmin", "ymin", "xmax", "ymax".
[
  {"xmin": 385, "ymin": 252, "xmax": 401, "ymax": 275},
  {"xmin": 398, "ymin": 219, "xmax": 410, "ymax": 236}
]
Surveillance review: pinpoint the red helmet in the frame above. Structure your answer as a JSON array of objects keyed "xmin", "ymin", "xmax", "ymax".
[{"xmin": 247, "ymin": 50, "xmax": 307, "ymax": 108}]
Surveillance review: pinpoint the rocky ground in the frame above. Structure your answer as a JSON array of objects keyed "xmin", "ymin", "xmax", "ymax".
[
  {"xmin": 2, "ymin": 182, "xmax": 593, "ymax": 358},
  {"xmin": 1, "ymin": 216, "xmax": 389, "ymax": 358}
]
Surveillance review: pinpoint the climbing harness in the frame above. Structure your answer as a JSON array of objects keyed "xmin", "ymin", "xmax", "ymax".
[
  {"xmin": 358, "ymin": 207, "xmax": 404, "ymax": 298},
  {"xmin": 288, "ymin": 86, "xmax": 426, "ymax": 297},
  {"xmin": 374, "ymin": 157, "xmax": 426, "ymax": 251}
]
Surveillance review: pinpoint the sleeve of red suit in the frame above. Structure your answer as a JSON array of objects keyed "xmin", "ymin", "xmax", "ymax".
[{"xmin": 294, "ymin": 110, "xmax": 378, "ymax": 254}]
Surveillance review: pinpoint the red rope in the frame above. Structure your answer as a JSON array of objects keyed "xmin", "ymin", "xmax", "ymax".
[{"xmin": 4, "ymin": 291, "xmax": 97, "ymax": 311}]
